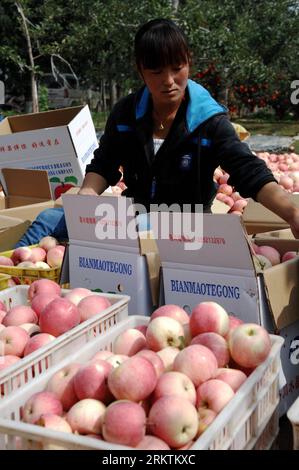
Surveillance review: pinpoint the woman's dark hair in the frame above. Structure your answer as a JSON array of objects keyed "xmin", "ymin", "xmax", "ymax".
[{"xmin": 134, "ymin": 18, "xmax": 191, "ymax": 71}]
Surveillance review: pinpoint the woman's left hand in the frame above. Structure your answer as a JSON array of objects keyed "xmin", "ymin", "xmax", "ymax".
[{"xmin": 288, "ymin": 207, "xmax": 299, "ymax": 239}]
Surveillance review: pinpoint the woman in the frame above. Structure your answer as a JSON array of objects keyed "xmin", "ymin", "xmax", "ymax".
[{"xmin": 16, "ymin": 18, "xmax": 299, "ymax": 246}]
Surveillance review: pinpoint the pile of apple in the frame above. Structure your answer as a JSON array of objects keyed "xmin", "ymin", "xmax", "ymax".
[
  {"xmin": 0, "ymin": 237, "xmax": 66, "ymax": 276},
  {"xmin": 256, "ymin": 151, "xmax": 299, "ymax": 193},
  {"xmin": 213, "ymin": 151, "xmax": 299, "ymax": 215},
  {"xmin": 0, "ymin": 281, "xmax": 112, "ymax": 378},
  {"xmin": 213, "ymin": 168, "xmax": 249, "ymax": 215},
  {"xmin": 18, "ymin": 302, "xmax": 272, "ymax": 450},
  {"xmin": 250, "ymin": 242, "xmax": 299, "ymax": 271}
]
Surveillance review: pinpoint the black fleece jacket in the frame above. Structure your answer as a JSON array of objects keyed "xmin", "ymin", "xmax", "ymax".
[{"xmin": 86, "ymin": 80, "xmax": 276, "ymax": 211}]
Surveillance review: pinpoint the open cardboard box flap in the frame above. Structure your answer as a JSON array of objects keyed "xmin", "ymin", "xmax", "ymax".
[
  {"xmin": 261, "ymin": 260, "xmax": 299, "ymax": 330},
  {"xmin": 243, "ymin": 195, "xmax": 299, "ymax": 235},
  {"xmin": 243, "ymin": 198, "xmax": 290, "ymax": 234},
  {"xmin": 138, "ymin": 232, "xmax": 161, "ymax": 307},
  {"xmin": 0, "ymin": 214, "xmax": 25, "ymax": 230},
  {"xmin": 1, "ymin": 168, "xmax": 52, "ymax": 200},
  {"xmin": 255, "ymin": 237, "xmax": 299, "ymax": 330},
  {"xmin": 0, "ymin": 106, "xmax": 84, "ymax": 134},
  {"xmin": 254, "ymin": 228, "xmax": 295, "ymax": 240},
  {"xmin": 0, "ymin": 219, "xmax": 31, "ymax": 251},
  {"xmin": 62, "ymin": 193, "xmax": 160, "ymax": 306}
]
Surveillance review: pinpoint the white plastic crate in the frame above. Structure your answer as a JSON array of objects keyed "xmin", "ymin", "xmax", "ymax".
[
  {"xmin": 0, "ymin": 315, "xmax": 283, "ymax": 450},
  {"xmin": 0, "ymin": 285, "xmax": 129, "ymax": 399},
  {"xmin": 287, "ymin": 396, "xmax": 299, "ymax": 450}
]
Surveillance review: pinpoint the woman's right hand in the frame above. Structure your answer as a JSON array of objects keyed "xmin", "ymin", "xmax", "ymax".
[
  {"xmin": 78, "ymin": 187, "xmax": 98, "ymax": 196},
  {"xmin": 78, "ymin": 172, "xmax": 108, "ymax": 196}
]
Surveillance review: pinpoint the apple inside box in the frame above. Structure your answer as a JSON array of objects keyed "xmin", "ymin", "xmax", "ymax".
[
  {"xmin": 0, "ymin": 105, "xmax": 98, "ymax": 197},
  {"xmin": 154, "ymin": 213, "xmax": 299, "ymax": 414}
]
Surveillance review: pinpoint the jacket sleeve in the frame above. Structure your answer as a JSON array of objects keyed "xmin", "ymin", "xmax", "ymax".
[
  {"xmin": 210, "ymin": 115, "xmax": 277, "ymax": 200},
  {"xmin": 85, "ymin": 111, "xmax": 122, "ymax": 186}
]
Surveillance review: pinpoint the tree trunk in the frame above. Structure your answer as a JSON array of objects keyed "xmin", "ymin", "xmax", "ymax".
[
  {"xmin": 109, "ymin": 79, "xmax": 117, "ymax": 110},
  {"xmin": 171, "ymin": 0, "xmax": 179, "ymax": 12},
  {"xmin": 16, "ymin": 2, "xmax": 39, "ymax": 113}
]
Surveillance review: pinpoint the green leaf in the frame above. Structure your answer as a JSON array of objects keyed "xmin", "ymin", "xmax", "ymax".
[
  {"xmin": 49, "ymin": 177, "xmax": 61, "ymax": 183},
  {"xmin": 64, "ymin": 176, "xmax": 78, "ymax": 184}
]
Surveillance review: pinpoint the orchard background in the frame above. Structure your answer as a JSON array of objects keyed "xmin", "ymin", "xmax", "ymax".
[{"xmin": 0, "ymin": 0, "xmax": 298, "ymax": 125}]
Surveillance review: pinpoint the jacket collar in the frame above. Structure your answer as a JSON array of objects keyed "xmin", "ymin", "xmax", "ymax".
[{"xmin": 135, "ymin": 79, "xmax": 226, "ymax": 133}]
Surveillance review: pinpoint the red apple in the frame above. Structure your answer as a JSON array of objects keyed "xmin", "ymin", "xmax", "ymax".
[
  {"xmin": 191, "ymin": 332, "xmax": 229, "ymax": 367},
  {"xmin": 66, "ymin": 398, "xmax": 106, "ymax": 435},
  {"xmin": 0, "ymin": 256, "xmax": 14, "ymax": 267},
  {"xmin": 102, "ymin": 400, "xmax": 146, "ymax": 447},
  {"xmin": 3, "ymin": 305, "xmax": 38, "ymax": 327},
  {"xmin": 156, "ymin": 346, "xmax": 180, "ymax": 372},
  {"xmin": 150, "ymin": 304, "xmax": 190, "ymax": 325},
  {"xmin": 145, "ymin": 316, "xmax": 185, "ymax": 351},
  {"xmin": 39, "ymin": 298, "xmax": 80, "ymax": 337},
  {"xmin": 23, "ymin": 333, "xmax": 55, "ymax": 356},
  {"xmin": 37, "ymin": 414, "xmax": 72, "ymax": 450},
  {"xmin": 77, "ymin": 295, "xmax": 111, "ymax": 323},
  {"xmin": 106, "ymin": 354, "xmax": 129, "ymax": 368},
  {"xmin": 225, "ymin": 315, "xmax": 244, "ymax": 341},
  {"xmin": 153, "ymin": 371, "xmax": 196, "ymax": 405},
  {"xmin": 113, "ymin": 328, "xmax": 146, "ymax": 356},
  {"xmin": 22, "ymin": 391, "xmax": 63, "ymax": 424},
  {"xmin": 47, "ymin": 362, "xmax": 81, "ymax": 411},
  {"xmin": 190, "ymin": 302, "xmax": 229, "ymax": 337},
  {"xmin": 258, "ymin": 246, "xmax": 280, "ymax": 265},
  {"xmin": 73, "ymin": 361, "xmax": 113, "ymax": 404},
  {"xmin": 31, "ymin": 293, "xmax": 60, "ymax": 318},
  {"xmin": 197, "ymin": 407, "xmax": 217, "ymax": 437},
  {"xmin": 173, "ymin": 344, "xmax": 218, "ymax": 387},
  {"xmin": 11, "ymin": 247, "xmax": 32, "ymax": 265},
  {"xmin": 64, "ymin": 288, "xmax": 92, "ymax": 306},
  {"xmin": 28, "ymin": 279, "xmax": 61, "ymax": 301},
  {"xmin": 0, "ymin": 354, "xmax": 21, "ymax": 372},
  {"xmin": 108, "ymin": 356, "xmax": 157, "ymax": 402},
  {"xmin": 91, "ymin": 350, "xmax": 114, "ymax": 362},
  {"xmin": 135, "ymin": 349, "xmax": 165, "ymax": 378},
  {"xmin": 38, "ymin": 236, "xmax": 58, "ymax": 252},
  {"xmin": 228, "ymin": 323, "xmax": 271, "ymax": 368},
  {"xmin": 148, "ymin": 396, "xmax": 198, "ymax": 448},
  {"xmin": 214, "ymin": 368, "xmax": 247, "ymax": 392},
  {"xmin": 46, "ymin": 246, "xmax": 65, "ymax": 268},
  {"xmin": 0, "ymin": 326, "xmax": 29, "ymax": 357},
  {"xmin": 282, "ymin": 251, "xmax": 299, "ymax": 263},
  {"xmin": 28, "ymin": 247, "xmax": 47, "ymax": 263},
  {"xmin": 196, "ymin": 379, "xmax": 234, "ymax": 413},
  {"xmin": 136, "ymin": 435, "xmax": 170, "ymax": 450}
]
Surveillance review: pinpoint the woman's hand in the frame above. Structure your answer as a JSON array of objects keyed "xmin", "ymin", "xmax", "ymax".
[
  {"xmin": 288, "ymin": 208, "xmax": 299, "ymax": 239},
  {"xmin": 78, "ymin": 172, "xmax": 108, "ymax": 196},
  {"xmin": 78, "ymin": 187, "xmax": 98, "ymax": 196},
  {"xmin": 256, "ymin": 182, "xmax": 299, "ymax": 239}
]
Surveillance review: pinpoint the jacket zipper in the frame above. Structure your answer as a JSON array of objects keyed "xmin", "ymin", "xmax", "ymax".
[{"xmin": 150, "ymin": 177, "xmax": 156, "ymax": 200}]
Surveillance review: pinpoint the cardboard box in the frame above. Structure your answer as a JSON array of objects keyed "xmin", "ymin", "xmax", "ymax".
[
  {"xmin": 62, "ymin": 194, "xmax": 160, "ymax": 315},
  {"xmin": 254, "ymin": 228, "xmax": 295, "ymax": 240},
  {"xmin": 242, "ymin": 197, "xmax": 299, "ymax": 234},
  {"xmin": 0, "ymin": 167, "xmax": 54, "ymax": 221},
  {"xmin": 0, "ymin": 215, "xmax": 31, "ymax": 251},
  {"xmin": 0, "ymin": 183, "xmax": 78, "ymax": 223},
  {"xmin": 154, "ymin": 213, "xmax": 299, "ymax": 413},
  {"xmin": 0, "ymin": 105, "xmax": 98, "ymax": 198}
]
